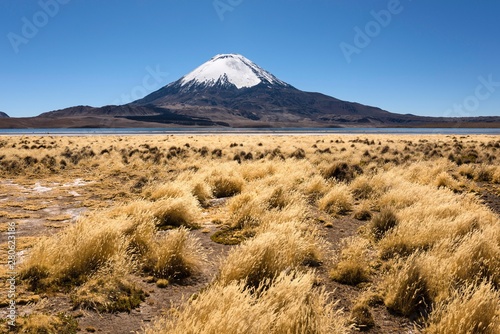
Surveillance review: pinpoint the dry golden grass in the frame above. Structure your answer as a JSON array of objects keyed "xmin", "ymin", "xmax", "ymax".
[
  {"xmin": 20, "ymin": 214, "xmax": 128, "ymax": 289},
  {"xmin": 1, "ymin": 134, "xmax": 499, "ymax": 333},
  {"xmin": 369, "ymin": 207, "xmax": 399, "ymax": 241},
  {"xmin": 144, "ymin": 270, "xmax": 351, "ymax": 334},
  {"xmin": 382, "ymin": 253, "xmax": 431, "ymax": 317},
  {"xmin": 119, "ymin": 195, "xmax": 201, "ymax": 230},
  {"xmin": 71, "ymin": 258, "xmax": 145, "ymax": 313},
  {"xmin": 330, "ymin": 237, "xmax": 371, "ymax": 285},
  {"xmin": 20, "ymin": 208, "xmax": 206, "ymax": 296},
  {"xmin": 142, "ymin": 227, "xmax": 207, "ymax": 279},
  {"xmin": 217, "ymin": 221, "xmax": 326, "ymax": 288},
  {"xmin": 205, "ymin": 163, "xmax": 245, "ymax": 198},
  {"xmin": 318, "ymin": 183, "xmax": 353, "ymax": 216},
  {"xmin": 13, "ymin": 312, "xmax": 78, "ymax": 333},
  {"xmin": 424, "ymin": 282, "xmax": 500, "ymax": 334}
]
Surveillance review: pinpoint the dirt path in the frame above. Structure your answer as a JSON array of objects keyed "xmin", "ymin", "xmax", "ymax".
[{"xmin": 315, "ymin": 213, "xmax": 417, "ymax": 334}]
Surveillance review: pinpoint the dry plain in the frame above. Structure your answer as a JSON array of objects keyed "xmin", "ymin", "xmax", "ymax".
[{"xmin": 0, "ymin": 134, "xmax": 499, "ymax": 333}]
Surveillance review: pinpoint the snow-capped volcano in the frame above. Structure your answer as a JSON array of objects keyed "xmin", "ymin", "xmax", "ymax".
[
  {"xmin": 180, "ymin": 54, "xmax": 289, "ymax": 89},
  {"xmin": 19, "ymin": 53, "xmax": 500, "ymax": 128},
  {"xmin": 130, "ymin": 53, "xmax": 408, "ymax": 127}
]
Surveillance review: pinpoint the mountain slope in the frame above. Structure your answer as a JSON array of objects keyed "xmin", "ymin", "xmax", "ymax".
[
  {"xmin": 38, "ymin": 105, "xmax": 160, "ymax": 118},
  {"xmin": 9, "ymin": 53, "xmax": 499, "ymax": 129},
  {"xmin": 133, "ymin": 54, "xmax": 419, "ymax": 126},
  {"xmin": 0, "ymin": 111, "xmax": 9, "ymax": 118},
  {"xmin": 36, "ymin": 104, "xmax": 227, "ymax": 126}
]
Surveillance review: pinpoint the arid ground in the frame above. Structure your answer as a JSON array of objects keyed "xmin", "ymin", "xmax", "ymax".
[{"xmin": 0, "ymin": 134, "xmax": 499, "ymax": 333}]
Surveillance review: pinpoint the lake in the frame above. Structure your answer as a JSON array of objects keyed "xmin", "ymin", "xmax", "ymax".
[{"xmin": 1, "ymin": 127, "xmax": 500, "ymax": 136}]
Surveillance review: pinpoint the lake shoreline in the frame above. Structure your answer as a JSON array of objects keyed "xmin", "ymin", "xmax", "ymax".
[{"xmin": 1, "ymin": 127, "xmax": 500, "ymax": 136}]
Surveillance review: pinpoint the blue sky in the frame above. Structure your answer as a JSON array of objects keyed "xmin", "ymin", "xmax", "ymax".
[{"xmin": 1, "ymin": 0, "xmax": 499, "ymax": 118}]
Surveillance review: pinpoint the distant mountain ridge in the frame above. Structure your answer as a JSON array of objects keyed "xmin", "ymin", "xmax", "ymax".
[
  {"xmin": 37, "ymin": 104, "xmax": 228, "ymax": 126},
  {"xmin": 2, "ymin": 53, "xmax": 500, "ymax": 128},
  {"xmin": 0, "ymin": 111, "xmax": 9, "ymax": 118},
  {"xmin": 38, "ymin": 105, "xmax": 159, "ymax": 118}
]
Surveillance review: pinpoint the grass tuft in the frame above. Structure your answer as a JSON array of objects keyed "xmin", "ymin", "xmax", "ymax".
[
  {"xmin": 150, "ymin": 197, "xmax": 201, "ymax": 229},
  {"xmin": 21, "ymin": 215, "xmax": 126, "ymax": 289},
  {"xmin": 370, "ymin": 207, "xmax": 399, "ymax": 241},
  {"xmin": 144, "ymin": 270, "xmax": 351, "ymax": 334},
  {"xmin": 207, "ymin": 167, "xmax": 244, "ymax": 198},
  {"xmin": 15, "ymin": 313, "xmax": 78, "ymax": 334},
  {"xmin": 330, "ymin": 237, "xmax": 371, "ymax": 286},
  {"xmin": 72, "ymin": 273, "xmax": 145, "ymax": 313},
  {"xmin": 351, "ymin": 303, "xmax": 375, "ymax": 331},
  {"xmin": 318, "ymin": 183, "xmax": 353, "ymax": 216},
  {"xmin": 142, "ymin": 227, "xmax": 206, "ymax": 280},
  {"xmin": 424, "ymin": 282, "xmax": 500, "ymax": 334},
  {"xmin": 322, "ymin": 161, "xmax": 362, "ymax": 183},
  {"xmin": 383, "ymin": 254, "xmax": 431, "ymax": 317},
  {"xmin": 218, "ymin": 221, "xmax": 326, "ymax": 288}
]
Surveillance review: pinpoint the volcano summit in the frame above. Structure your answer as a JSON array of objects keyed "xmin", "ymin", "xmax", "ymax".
[{"xmin": 180, "ymin": 53, "xmax": 289, "ymax": 89}]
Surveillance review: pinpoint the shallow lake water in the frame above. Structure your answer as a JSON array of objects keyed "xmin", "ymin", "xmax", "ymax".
[{"xmin": 1, "ymin": 127, "xmax": 500, "ymax": 136}]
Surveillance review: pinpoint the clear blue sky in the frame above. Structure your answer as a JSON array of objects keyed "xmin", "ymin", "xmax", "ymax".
[{"xmin": 1, "ymin": 0, "xmax": 499, "ymax": 118}]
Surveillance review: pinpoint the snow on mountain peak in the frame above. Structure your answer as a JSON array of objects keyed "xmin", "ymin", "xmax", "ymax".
[{"xmin": 180, "ymin": 54, "xmax": 288, "ymax": 89}]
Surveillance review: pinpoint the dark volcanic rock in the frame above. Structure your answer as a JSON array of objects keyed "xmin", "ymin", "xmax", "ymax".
[{"xmin": 131, "ymin": 54, "xmax": 427, "ymax": 127}]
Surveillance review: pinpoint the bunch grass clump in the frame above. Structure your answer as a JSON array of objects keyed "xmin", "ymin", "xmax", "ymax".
[
  {"xmin": 146, "ymin": 175, "xmax": 213, "ymax": 207},
  {"xmin": 226, "ymin": 183, "xmax": 307, "ymax": 232},
  {"xmin": 330, "ymin": 237, "xmax": 371, "ymax": 285},
  {"xmin": 120, "ymin": 195, "xmax": 201, "ymax": 229},
  {"xmin": 299, "ymin": 174, "xmax": 329, "ymax": 202},
  {"xmin": 424, "ymin": 282, "xmax": 500, "ymax": 334},
  {"xmin": 150, "ymin": 197, "xmax": 201, "ymax": 229},
  {"xmin": 72, "ymin": 272, "xmax": 145, "ymax": 313},
  {"xmin": 218, "ymin": 221, "xmax": 326, "ymax": 288},
  {"xmin": 227, "ymin": 192, "xmax": 266, "ymax": 230},
  {"xmin": 14, "ymin": 313, "xmax": 78, "ymax": 334},
  {"xmin": 322, "ymin": 161, "xmax": 362, "ymax": 183},
  {"xmin": 370, "ymin": 207, "xmax": 398, "ymax": 241},
  {"xmin": 21, "ymin": 214, "xmax": 126, "ymax": 289},
  {"xmin": 144, "ymin": 270, "xmax": 351, "ymax": 334},
  {"xmin": 375, "ymin": 174, "xmax": 497, "ymax": 259},
  {"xmin": 318, "ymin": 183, "xmax": 353, "ymax": 216},
  {"xmin": 350, "ymin": 175, "xmax": 375, "ymax": 200},
  {"xmin": 142, "ymin": 227, "xmax": 207, "ymax": 279},
  {"xmin": 382, "ymin": 254, "xmax": 431, "ymax": 317},
  {"xmin": 21, "ymin": 207, "xmax": 206, "ymax": 299},
  {"xmin": 144, "ymin": 181, "xmax": 191, "ymax": 201},
  {"xmin": 205, "ymin": 165, "xmax": 244, "ymax": 198}
]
